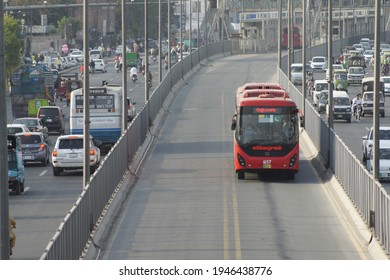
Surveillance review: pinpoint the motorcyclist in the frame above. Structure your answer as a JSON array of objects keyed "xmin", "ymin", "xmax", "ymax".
[
  {"xmin": 382, "ymin": 61, "xmax": 389, "ymax": 76},
  {"xmin": 351, "ymin": 94, "xmax": 363, "ymax": 115},
  {"xmin": 119, "ymin": 56, "xmax": 123, "ymax": 71},
  {"xmin": 114, "ymin": 58, "xmax": 121, "ymax": 72},
  {"xmin": 130, "ymin": 66, "xmax": 138, "ymax": 82},
  {"xmin": 89, "ymin": 59, "xmax": 95, "ymax": 73}
]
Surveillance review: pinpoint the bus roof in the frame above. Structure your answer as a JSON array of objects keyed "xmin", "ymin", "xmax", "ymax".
[{"xmin": 239, "ymin": 82, "xmax": 284, "ymax": 90}]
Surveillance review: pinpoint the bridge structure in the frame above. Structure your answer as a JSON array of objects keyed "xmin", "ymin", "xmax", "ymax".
[{"xmin": 1, "ymin": 0, "xmax": 390, "ymax": 261}]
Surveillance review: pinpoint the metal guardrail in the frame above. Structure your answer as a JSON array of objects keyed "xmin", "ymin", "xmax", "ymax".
[
  {"xmin": 278, "ymin": 48, "xmax": 390, "ymax": 256},
  {"xmin": 40, "ymin": 41, "xmax": 235, "ymax": 260}
]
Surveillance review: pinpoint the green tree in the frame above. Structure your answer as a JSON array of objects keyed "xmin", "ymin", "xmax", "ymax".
[
  {"xmin": 4, "ymin": 14, "xmax": 24, "ymax": 79},
  {"xmin": 56, "ymin": 16, "xmax": 82, "ymax": 41}
]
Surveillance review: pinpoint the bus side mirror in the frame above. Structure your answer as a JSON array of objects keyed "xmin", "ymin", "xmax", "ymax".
[{"xmin": 231, "ymin": 114, "xmax": 237, "ymax": 131}]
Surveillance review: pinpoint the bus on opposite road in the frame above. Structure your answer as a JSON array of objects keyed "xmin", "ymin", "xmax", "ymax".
[{"xmin": 231, "ymin": 88, "xmax": 300, "ymax": 180}]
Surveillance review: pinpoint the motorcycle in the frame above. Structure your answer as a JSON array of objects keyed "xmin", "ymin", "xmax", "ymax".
[
  {"xmin": 353, "ymin": 104, "xmax": 363, "ymax": 120},
  {"xmin": 131, "ymin": 73, "xmax": 138, "ymax": 83},
  {"xmin": 114, "ymin": 60, "xmax": 121, "ymax": 73}
]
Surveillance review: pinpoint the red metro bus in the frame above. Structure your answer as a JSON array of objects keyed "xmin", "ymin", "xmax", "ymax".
[
  {"xmin": 282, "ymin": 25, "xmax": 302, "ymax": 49},
  {"xmin": 231, "ymin": 88, "xmax": 300, "ymax": 180}
]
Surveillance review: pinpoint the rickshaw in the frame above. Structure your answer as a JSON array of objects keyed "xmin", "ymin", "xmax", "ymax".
[
  {"xmin": 333, "ymin": 69, "xmax": 348, "ymax": 92},
  {"xmin": 65, "ymin": 79, "xmax": 83, "ymax": 106},
  {"xmin": 59, "ymin": 73, "xmax": 82, "ymax": 106},
  {"xmin": 361, "ymin": 77, "xmax": 384, "ymax": 94}
]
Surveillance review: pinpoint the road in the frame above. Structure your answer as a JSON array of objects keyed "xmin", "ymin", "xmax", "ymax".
[
  {"xmin": 8, "ymin": 56, "xmax": 163, "ymax": 259},
  {"xmin": 306, "ymin": 66, "xmax": 390, "ymax": 193},
  {"xmin": 10, "ymin": 53, "xmax": 385, "ymax": 260},
  {"xmin": 87, "ymin": 53, "xmax": 370, "ymax": 260}
]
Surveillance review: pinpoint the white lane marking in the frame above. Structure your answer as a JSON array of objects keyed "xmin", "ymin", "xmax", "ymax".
[{"xmin": 39, "ymin": 170, "xmax": 48, "ymax": 176}]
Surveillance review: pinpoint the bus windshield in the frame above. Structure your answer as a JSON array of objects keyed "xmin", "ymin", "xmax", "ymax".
[{"xmin": 236, "ymin": 106, "xmax": 299, "ymax": 146}]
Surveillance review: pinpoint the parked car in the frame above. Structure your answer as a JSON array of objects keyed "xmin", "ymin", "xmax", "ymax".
[
  {"xmin": 92, "ymin": 58, "xmax": 107, "ymax": 72},
  {"xmin": 366, "ymin": 141, "xmax": 390, "ymax": 181},
  {"xmin": 69, "ymin": 50, "xmax": 83, "ymax": 62},
  {"xmin": 12, "ymin": 117, "xmax": 48, "ymax": 140},
  {"xmin": 361, "ymin": 91, "xmax": 385, "ymax": 117},
  {"xmin": 7, "ymin": 124, "xmax": 30, "ymax": 135},
  {"xmin": 290, "ymin": 63, "xmax": 303, "ymax": 85},
  {"xmin": 15, "ymin": 132, "xmax": 50, "ymax": 165},
  {"xmin": 51, "ymin": 134, "xmax": 102, "ymax": 176},
  {"xmin": 362, "ymin": 126, "xmax": 390, "ymax": 162},
  {"xmin": 36, "ymin": 106, "xmax": 65, "ymax": 134},
  {"xmin": 310, "ymin": 56, "xmax": 327, "ymax": 72}
]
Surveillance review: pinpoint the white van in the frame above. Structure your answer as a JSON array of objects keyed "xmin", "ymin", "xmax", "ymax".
[
  {"xmin": 312, "ymin": 79, "xmax": 328, "ymax": 106},
  {"xmin": 326, "ymin": 90, "xmax": 352, "ymax": 123},
  {"xmin": 89, "ymin": 49, "xmax": 102, "ymax": 60}
]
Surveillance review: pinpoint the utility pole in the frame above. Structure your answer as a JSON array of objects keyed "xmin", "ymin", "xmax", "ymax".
[
  {"xmin": 372, "ymin": 0, "xmax": 382, "ymax": 229},
  {"xmin": 82, "ymin": 0, "xmax": 90, "ymax": 188},
  {"xmin": 326, "ymin": 0, "xmax": 333, "ymax": 169},
  {"xmin": 145, "ymin": 0, "xmax": 150, "ymax": 102},
  {"xmin": 0, "ymin": 0, "xmax": 11, "ymax": 260},
  {"xmin": 122, "ymin": 0, "xmax": 128, "ymax": 130}
]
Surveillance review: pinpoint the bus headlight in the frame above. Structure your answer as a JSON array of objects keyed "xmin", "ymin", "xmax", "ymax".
[
  {"xmin": 289, "ymin": 154, "xmax": 297, "ymax": 167},
  {"xmin": 237, "ymin": 153, "xmax": 246, "ymax": 167}
]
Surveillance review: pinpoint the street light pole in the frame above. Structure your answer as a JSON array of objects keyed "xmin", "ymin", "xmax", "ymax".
[{"xmin": 0, "ymin": 0, "xmax": 11, "ymax": 260}]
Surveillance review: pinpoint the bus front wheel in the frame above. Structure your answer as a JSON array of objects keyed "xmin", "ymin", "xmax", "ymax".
[{"xmin": 237, "ymin": 171, "xmax": 245, "ymax": 180}]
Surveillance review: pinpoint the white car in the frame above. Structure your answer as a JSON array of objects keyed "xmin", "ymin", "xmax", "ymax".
[
  {"xmin": 347, "ymin": 66, "xmax": 365, "ymax": 84},
  {"xmin": 290, "ymin": 63, "xmax": 303, "ymax": 85},
  {"xmin": 92, "ymin": 59, "xmax": 107, "ymax": 72},
  {"xmin": 366, "ymin": 141, "xmax": 390, "ymax": 181},
  {"xmin": 381, "ymin": 76, "xmax": 390, "ymax": 95},
  {"xmin": 7, "ymin": 124, "xmax": 30, "ymax": 135},
  {"xmin": 363, "ymin": 50, "xmax": 374, "ymax": 63},
  {"xmin": 310, "ymin": 56, "xmax": 327, "ymax": 72},
  {"xmin": 352, "ymin": 43, "xmax": 364, "ymax": 54},
  {"xmin": 312, "ymin": 79, "xmax": 328, "ymax": 107},
  {"xmin": 69, "ymin": 50, "xmax": 83, "ymax": 62},
  {"xmin": 362, "ymin": 126, "xmax": 390, "ymax": 163},
  {"xmin": 51, "ymin": 134, "xmax": 101, "ymax": 176}
]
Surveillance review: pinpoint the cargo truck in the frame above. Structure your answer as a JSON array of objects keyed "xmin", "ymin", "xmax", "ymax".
[{"xmin": 10, "ymin": 64, "xmax": 55, "ymax": 118}]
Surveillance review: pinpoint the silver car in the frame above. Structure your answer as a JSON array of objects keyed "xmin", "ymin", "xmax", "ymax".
[
  {"xmin": 15, "ymin": 132, "xmax": 50, "ymax": 165},
  {"xmin": 290, "ymin": 63, "xmax": 303, "ymax": 85},
  {"xmin": 13, "ymin": 117, "xmax": 48, "ymax": 140}
]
